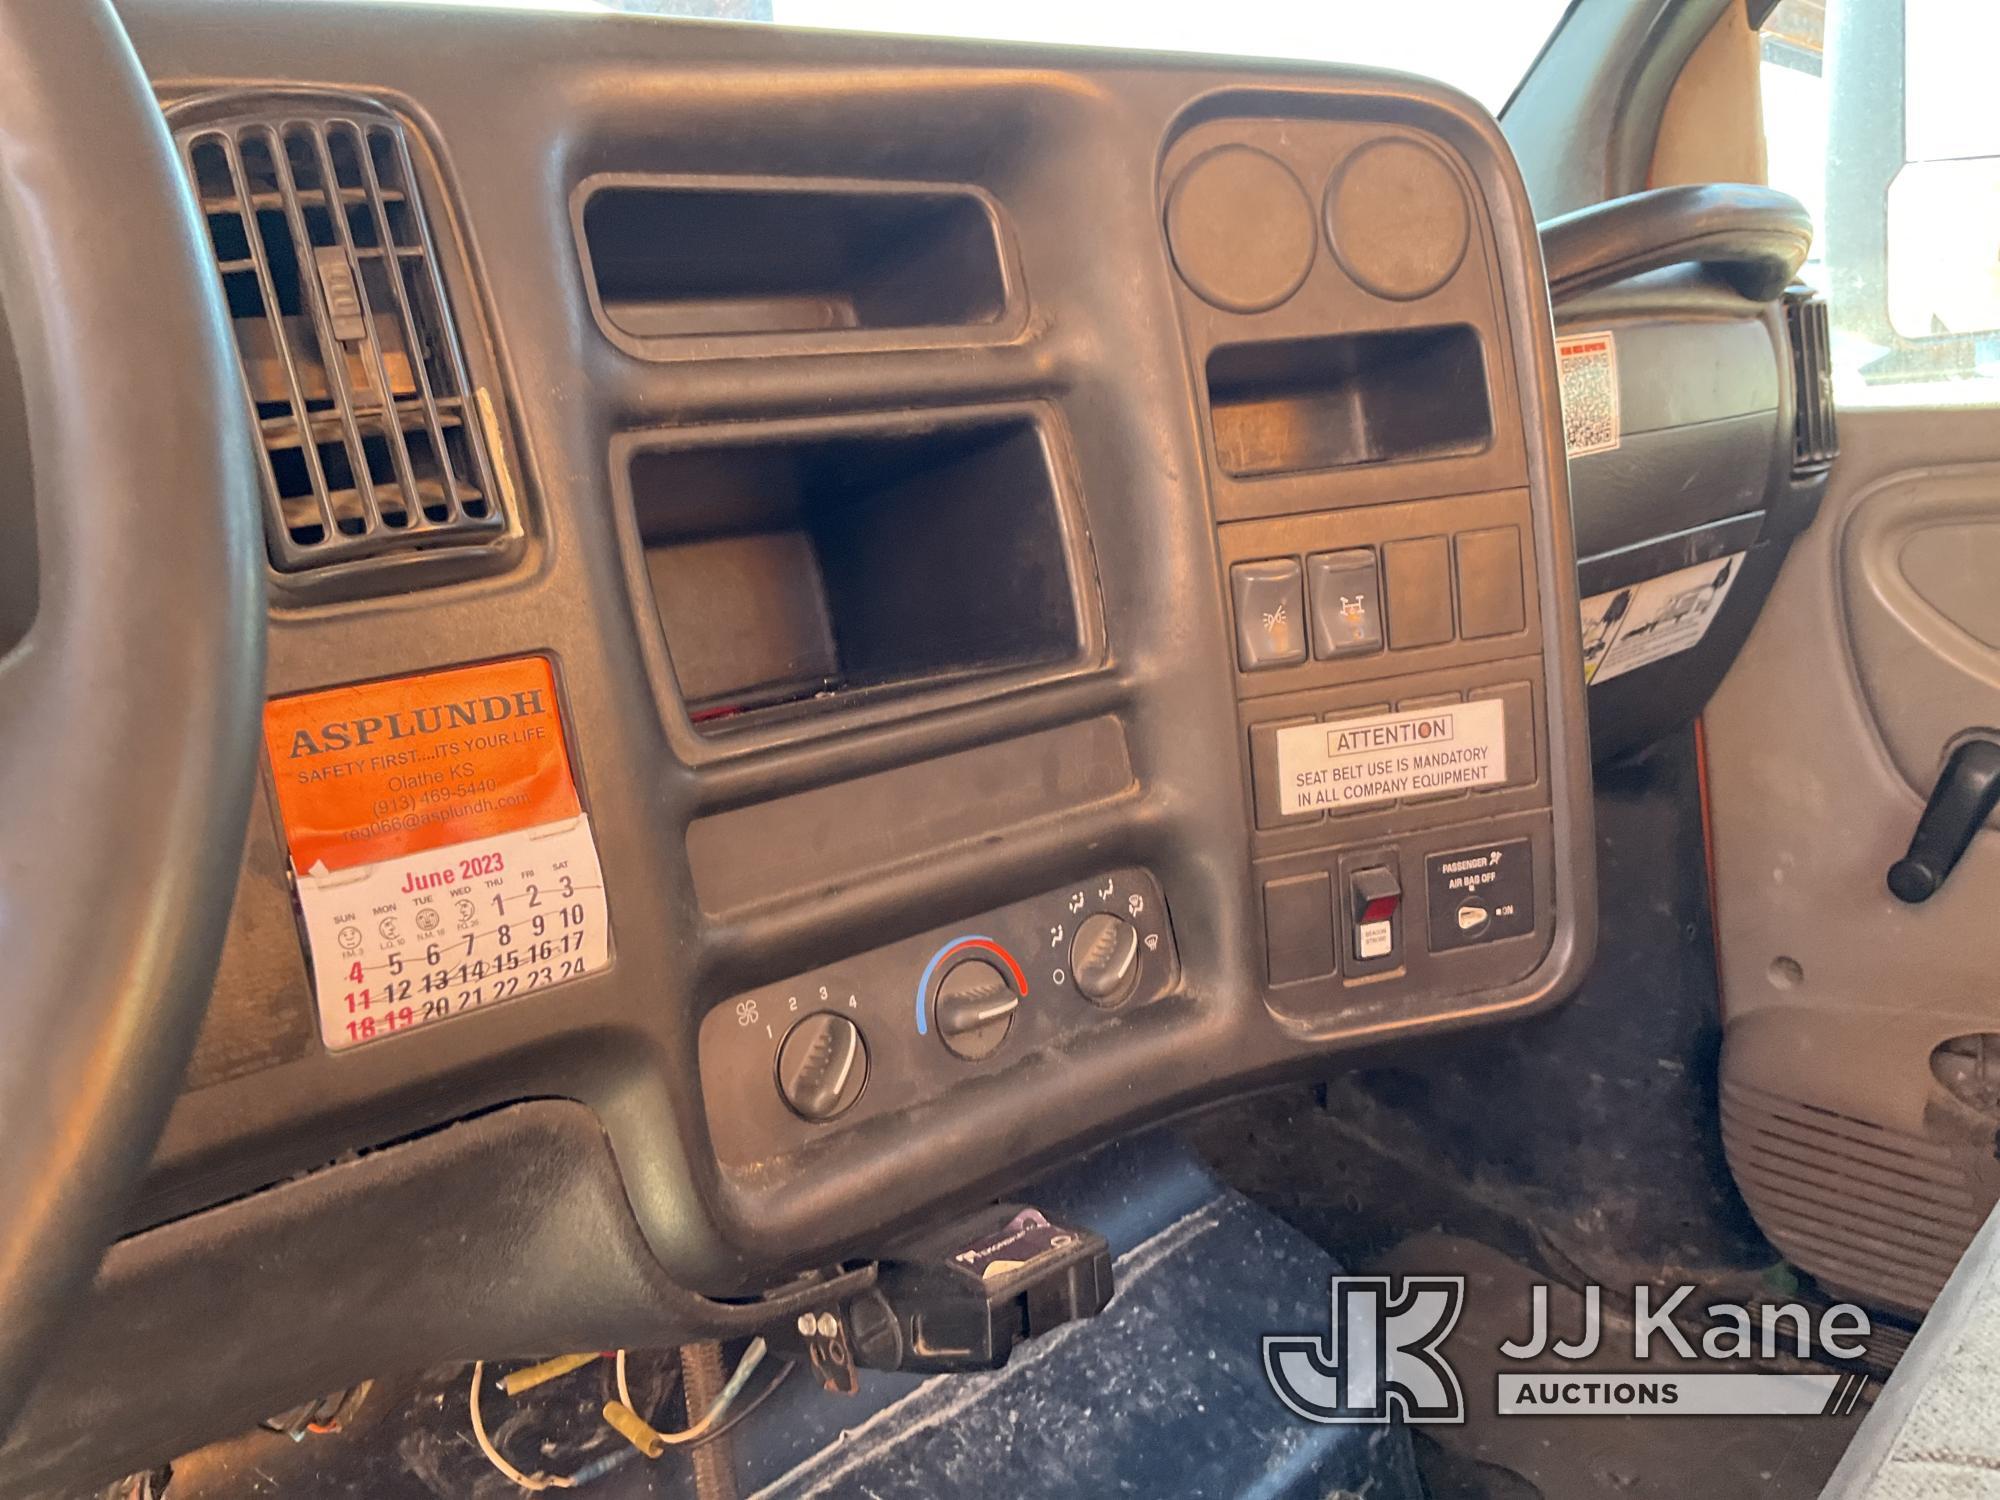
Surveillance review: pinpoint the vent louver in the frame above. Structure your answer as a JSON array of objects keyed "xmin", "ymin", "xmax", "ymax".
[
  {"xmin": 173, "ymin": 99, "xmax": 509, "ymax": 574},
  {"xmin": 1785, "ymin": 288, "xmax": 1838, "ymax": 476},
  {"xmin": 1721, "ymin": 1077, "xmax": 1984, "ymax": 1319}
]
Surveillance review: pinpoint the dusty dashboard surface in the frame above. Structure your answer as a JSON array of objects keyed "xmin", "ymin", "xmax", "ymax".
[{"xmin": 125, "ymin": 0, "xmax": 1594, "ymax": 1293}]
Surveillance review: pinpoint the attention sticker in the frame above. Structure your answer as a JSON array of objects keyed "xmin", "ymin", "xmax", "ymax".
[
  {"xmin": 263, "ymin": 656, "xmax": 610, "ymax": 1051},
  {"xmin": 1274, "ymin": 699, "xmax": 1509, "ymax": 815}
]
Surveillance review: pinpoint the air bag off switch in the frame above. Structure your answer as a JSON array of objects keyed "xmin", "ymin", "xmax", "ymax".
[
  {"xmin": 1350, "ymin": 866, "xmax": 1401, "ymax": 965},
  {"xmin": 1425, "ymin": 839, "xmax": 1535, "ymax": 952}
]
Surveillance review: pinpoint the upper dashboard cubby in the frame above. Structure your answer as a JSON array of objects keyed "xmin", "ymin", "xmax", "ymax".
[
  {"xmin": 1160, "ymin": 111, "xmax": 1528, "ymax": 521},
  {"xmin": 573, "ymin": 173, "xmax": 1021, "ymax": 361}
]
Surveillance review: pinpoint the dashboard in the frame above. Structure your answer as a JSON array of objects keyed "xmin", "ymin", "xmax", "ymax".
[
  {"xmin": 141, "ymin": 0, "xmax": 1598, "ymax": 1288},
  {"xmin": 2, "ymin": 2, "xmax": 1609, "ymax": 1487}
]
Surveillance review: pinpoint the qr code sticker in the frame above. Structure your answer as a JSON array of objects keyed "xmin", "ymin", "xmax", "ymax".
[{"xmin": 1557, "ymin": 331, "xmax": 1621, "ymax": 457}]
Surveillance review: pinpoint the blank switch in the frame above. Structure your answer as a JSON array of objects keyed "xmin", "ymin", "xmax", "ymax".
[
  {"xmin": 1251, "ymin": 717, "xmax": 1321, "ymax": 830},
  {"xmin": 1382, "ymin": 536, "xmax": 1454, "ymax": 649},
  {"xmin": 1455, "ymin": 526, "xmax": 1526, "ymax": 639},
  {"xmin": 1264, "ymin": 873, "xmax": 1335, "ymax": 985},
  {"xmin": 1468, "ymin": 680, "xmax": 1536, "ymax": 788}
]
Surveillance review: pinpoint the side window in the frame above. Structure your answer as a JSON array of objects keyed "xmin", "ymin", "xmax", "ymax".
[{"xmin": 1762, "ymin": 0, "xmax": 2000, "ymax": 405}]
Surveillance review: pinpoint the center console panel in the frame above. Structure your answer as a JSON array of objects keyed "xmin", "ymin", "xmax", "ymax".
[{"xmin": 1164, "ymin": 112, "xmax": 1575, "ymax": 1032}]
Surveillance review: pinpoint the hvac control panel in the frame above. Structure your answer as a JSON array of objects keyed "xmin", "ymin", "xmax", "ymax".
[{"xmin": 697, "ymin": 870, "xmax": 1178, "ymax": 1170}]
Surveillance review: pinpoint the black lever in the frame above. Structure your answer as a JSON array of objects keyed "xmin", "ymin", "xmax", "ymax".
[{"xmin": 1888, "ymin": 739, "xmax": 2000, "ymax": 903}]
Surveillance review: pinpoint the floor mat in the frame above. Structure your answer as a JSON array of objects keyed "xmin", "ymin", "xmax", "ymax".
[{"xmin": 1376, "ymin": 1234, "xmax": 1869, "ymax": 1500}]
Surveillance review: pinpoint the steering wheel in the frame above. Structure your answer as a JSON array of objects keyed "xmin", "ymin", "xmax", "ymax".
[{"xmin": 0, "ymin": 0, "xmax": 263, "ymax": 1430}]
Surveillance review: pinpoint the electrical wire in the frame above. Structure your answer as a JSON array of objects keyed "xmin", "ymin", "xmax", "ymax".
[
  {"xmin": 613, "ymin": 1338, "xmax": 771, "ymax": 1446},
  {"xmin": 469, "ymin": 1342, "xmax": 783, "ymax": 1490},
  {"xmin": 681, "ymin": 1358, "xmax": 797, "ymax": 1451},
  {"xmin": 468, "ymin": 1360, "xmax": 573, "ymax": 1491}
]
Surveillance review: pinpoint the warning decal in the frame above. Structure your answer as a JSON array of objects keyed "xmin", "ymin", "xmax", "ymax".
[
  {"xmin": 1580, "ymin": 553, "xmax": 1743, "ymax": 686},
  {"xmin": 1556, "ymin": 330, "xmax": 1621, "ymax": 457},
  {"xmin": 263, "ymin": 656, "xmax": 610, "ymax": 1051},
  {"xmin": 1273, "ymin": 699, "xmax": 1509, "ymax": 816}
]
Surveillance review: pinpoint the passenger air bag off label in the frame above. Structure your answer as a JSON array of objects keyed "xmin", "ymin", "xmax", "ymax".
[
  {"xmin": 1273, "ymin": 699, "xmax": 1508, "ymax": 816},
  {"xmin": 262, "ymin": 656, "xmax": 611, "ymax": 1051}
]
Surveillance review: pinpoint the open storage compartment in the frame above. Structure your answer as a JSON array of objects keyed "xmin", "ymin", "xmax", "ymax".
[
  {"xmin": 1206, "ymin": 324, "xmax": 1491, "ymax": 478},
  {"xmin": 578, "ymin": 177, "xmax": 1010, "ymax": 348},
  {"xmin": 629, "ymin": 412, "xmax": 1084, "ymax": 731}
]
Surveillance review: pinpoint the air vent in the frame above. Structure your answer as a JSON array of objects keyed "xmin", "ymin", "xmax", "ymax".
[
  {"xmin": 172, "ymin": 99, "xmax": 510, "ymax": 574},
  {"xmin": 1785, "ymin": 288, "xmax": 1838, "ymax": 476},
  {"xmin": 1720, "ymin": 1077, "xmax": 1986, "ymax": 1319}
]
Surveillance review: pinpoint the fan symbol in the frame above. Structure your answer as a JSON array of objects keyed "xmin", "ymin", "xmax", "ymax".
[{"xmin": 1261, "ymin": 601, "xmax": 1289, "ymax": 631}]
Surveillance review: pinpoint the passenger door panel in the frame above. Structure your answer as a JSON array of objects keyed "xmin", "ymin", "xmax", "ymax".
[{"xmin": 1707, "ymin": 407, "xmax": 2000, "ymax": 1318}]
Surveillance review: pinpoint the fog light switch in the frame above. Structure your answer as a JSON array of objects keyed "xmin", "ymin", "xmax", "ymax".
[{"xmin": 1350, "ymin": 866, "xmax": 1401, "ymax": 964}]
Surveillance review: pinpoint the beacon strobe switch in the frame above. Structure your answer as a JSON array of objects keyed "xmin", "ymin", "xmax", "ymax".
[{"xmin": 1350, "ymin": 866, "xmax": 1401, "ymax": 963}]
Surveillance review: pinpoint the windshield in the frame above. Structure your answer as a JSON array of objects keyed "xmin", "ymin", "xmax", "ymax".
[{"xmin": 321, "ymin": 0, "xmax": 1573, "ymax": 113}]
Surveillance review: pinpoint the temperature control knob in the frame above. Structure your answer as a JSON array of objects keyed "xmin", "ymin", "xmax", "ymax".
[
  {"xmin": 776, "ymin": 1013, "xmax": 867, "ymax": 1122},
  {"xmin": 934, "ymin": 959, "xmax": 1020, "ymax": 1061},
  {"xmin": 1070, "ymin": 913, "xmax": 1140, "ymax": 1007}
]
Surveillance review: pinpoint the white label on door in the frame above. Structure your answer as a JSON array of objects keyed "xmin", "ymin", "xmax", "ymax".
[
  {"xmin": 1580, "ymin": 553, "xmax": 1744, "ymax": 685},
  {"xmin": 1273, "ymin": 698, "xmax": 1509, "ymax": 816}
]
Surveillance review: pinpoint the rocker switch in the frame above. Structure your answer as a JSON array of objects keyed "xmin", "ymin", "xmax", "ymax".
[{"xmin": 1350, "ymin": 866, "xmax": 1401, "ymax": 963}]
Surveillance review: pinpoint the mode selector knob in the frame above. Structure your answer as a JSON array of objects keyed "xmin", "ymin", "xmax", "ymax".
[
  {"xmin": 1071, "ymin": 913, "xmax": 1140, "ymax": 1007},
  {"xmin": 776, "ymin": 1013, "xmax": 867, "ymax": 1122},
  {"xmin": 935, "ymin": 959, "xmax": 1020, "ymax": 1061}
]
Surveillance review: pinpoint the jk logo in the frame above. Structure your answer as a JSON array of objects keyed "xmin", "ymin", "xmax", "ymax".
[{"xmin": 1263, "ymin": 1276, "xmax": 1466, "ymax": 1425}]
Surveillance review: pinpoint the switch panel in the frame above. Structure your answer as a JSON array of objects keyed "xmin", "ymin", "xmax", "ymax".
[
  {"xmin": 1231, "ymin": 558, "xmax": 1307, "ymax": 670},
  {"xmin": 1172, "ymin": 85, "xmax": 1585, "ymax": 1050}
]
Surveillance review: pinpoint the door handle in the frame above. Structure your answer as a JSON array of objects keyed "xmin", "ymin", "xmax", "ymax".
[{"xmin": 1888, "ymin": 739, "xmax": 2000, "ymax": 903}]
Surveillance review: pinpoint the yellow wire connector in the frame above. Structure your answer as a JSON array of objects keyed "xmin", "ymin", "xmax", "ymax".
[
  {"xmin": 602, "ymin": 1399, "xmax": 668, "ymax": 1459},
  {"xmin": 501, "ymin": 1352, "xmax": 602, "ymax": 1397}
]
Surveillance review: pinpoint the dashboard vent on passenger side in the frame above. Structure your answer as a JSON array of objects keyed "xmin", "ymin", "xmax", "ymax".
[
  {"xmin": 1785, "ymin": 289, "xmax": 1838, "ymax": 476},
  {"xmin": 172, "ymin": 99, "xmax": 511, "ymax": 575}
]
